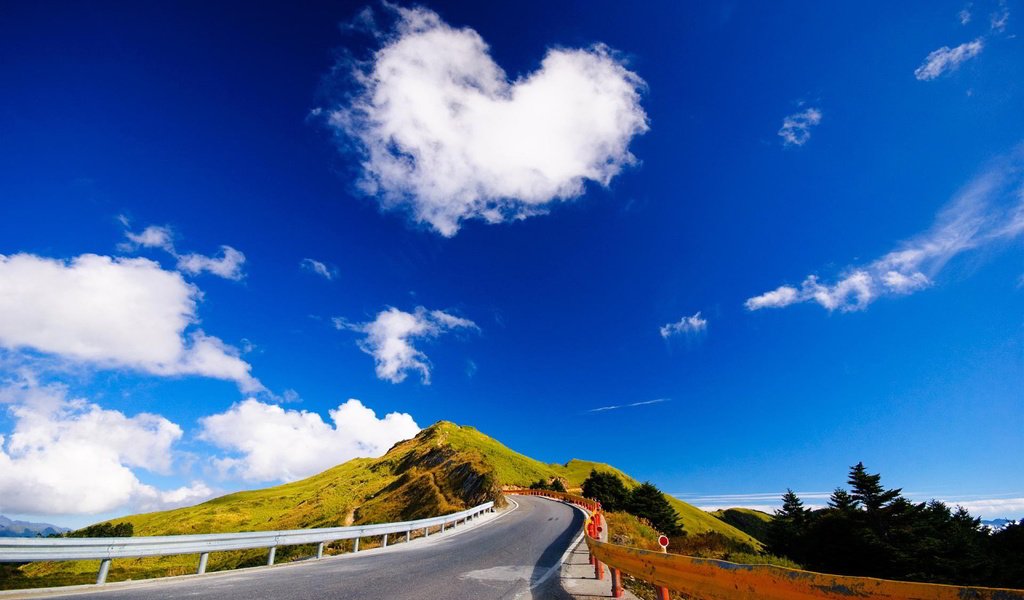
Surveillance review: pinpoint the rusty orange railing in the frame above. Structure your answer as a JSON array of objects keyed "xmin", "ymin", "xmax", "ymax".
[{"xmin": 584, "ymin": 533, "xmax": 1024, "ymax": 600}]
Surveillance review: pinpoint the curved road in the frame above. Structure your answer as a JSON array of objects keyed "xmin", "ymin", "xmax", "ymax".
[{"xmin": 20, "ymin": 496, "xmax": 583, "ymax": 600}]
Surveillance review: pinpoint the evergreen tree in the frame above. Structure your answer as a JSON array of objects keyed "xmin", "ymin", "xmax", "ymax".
[
  {"xmin": 848, "ymin": 462, "xmax": 901, "ymax": 513},
  {"xmin": 828, "ymin": 488, "xmax": 858, "ymax": 512},
  {"xmin": 767, "ymin": 489, "xmax": 810, "ymax": 562},
  {"xmin": 581, "ymin": 470, "xmax": 629, "ymax": 511},
  {"xmin": 625, "ymin": 482, "xmax": 682, "ymax": 536},
  {"xmin": 550, "ymin": 478, "xmax": 566, "ymax": 493}
]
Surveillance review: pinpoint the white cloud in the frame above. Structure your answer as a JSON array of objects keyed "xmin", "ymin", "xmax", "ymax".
[
  {"xmin": 0, "ymin": 380, "xmax": 213, "ymax": 516},
  {"xmin": 337, "ymin": 306, "xmax": 478, "ymax": 384},
  {"xmin": 0, "ymin": 253, "xmax": 261, "ymax": 392},
  {"xmin": 121, "ymin": 223, "xmax": 246, "ymax": 281},
  {"xmin": 744, "ymin": 285, "xmax": 801, "ymax": 310},
  {"xmin": 746, "ymin": 149, "xmax": 1024, "ymax": 312},
  {"xmin": 199, "ymin": 398, "xmax": 420, "ymax": 482},
  {"xmin": 300, "ymin": 258, "xmax": 336, "ymax": 280},
  {"xmin": 914, "ymin": 38, "xmax": 984, "ymax": 81},
  {"xmin": 176, "ymin": 246, "xmax": 246, "ymax": 281},
  {"xmin": 325, "ymin": 6, "xmax": 648, "ymax": 236},
  {"xmin": 659, "ymin": 312, "xmax": 708, "ymax": 338},
  {"xmin": 778, "ymin": 107, "xmax": 822, "ymax": 147},
  {"xmin": 121, "ymin": 224, "xmax": 174, "ymax": 253}
]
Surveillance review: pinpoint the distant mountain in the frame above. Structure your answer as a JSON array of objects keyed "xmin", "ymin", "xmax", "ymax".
[
  {"xmin": 0, "ymin": 515, "xmax": 69, "ymax": 538},
  {"xmin": 7, "ymin": 421, "xmax": 759, "ymax": 588},
  {"xmin": 981, "ymin": 518, "xmax": 1016, "ymax": 531}
]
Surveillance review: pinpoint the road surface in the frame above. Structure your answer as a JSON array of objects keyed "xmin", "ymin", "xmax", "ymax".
[{"xmin": 14, "ymin": 495, "xmax": 583, "ymax": 600}]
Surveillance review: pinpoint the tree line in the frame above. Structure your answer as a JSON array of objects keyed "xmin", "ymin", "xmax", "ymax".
[
  {"xmin": 768, "ymin": 462, "xmax": 1023, "ymax": 588},
  {"xmin": 581, "ymin": 470, "xmax": 682, "ymax": 535}
]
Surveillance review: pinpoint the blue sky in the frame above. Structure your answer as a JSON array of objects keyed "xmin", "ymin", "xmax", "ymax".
[{"xmin": 0, "ymin": 1, "xmax": 1021, "ymax": 527}]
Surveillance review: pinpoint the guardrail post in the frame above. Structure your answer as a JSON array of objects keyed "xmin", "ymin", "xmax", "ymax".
[
  {"xmin": 353, "ymin": 537, "xmax": 359, "ymax": 552},
  {"xmin": 382, "ymin": 534, "xmax": 388, "ymax": 548},
  {"xmin": 406, "ymin": 530, "xmax": 411, "ymax": 543},
  {"xmin": 441, "ymin": 521, "xmax": 446, "ymax": 533},
  {"xmin": 595, "ymin": 558, "xmax": 604, "ymax": 581},
  {"xmin": 96, "ymin": 559, "xmax": 111, "ymax": 585},
  {"xmin": 267, "ymin": 547, "xmax": 276, "ymax": 566},
  {"xmin": 655, "ymin": 586, "xmax": 669, "ymax": 600},
  {"xmin": 198, "ymin": 552, "xmax": 210, "ymax": 574},
  {"xmin": 610, "ymin": 567, "xmax": 623, "ymax": 598},
  {"xmin": 424, "ymin": 527, "xmax": 429, "ymax": 537},
  {"xmin": 316, "ymin": 543, "xmax": 324, "ymax": 559}
]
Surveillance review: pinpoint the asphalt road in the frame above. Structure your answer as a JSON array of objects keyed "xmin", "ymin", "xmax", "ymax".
[{"xmin": 20, "ymin": 495, "xmax": 583, "ymax": 600}]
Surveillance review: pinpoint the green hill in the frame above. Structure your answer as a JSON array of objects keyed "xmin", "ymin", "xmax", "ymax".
[
  {"xmin": 710, "ymin": 507, "xmax": 773, "ymax": 543},
  {"xmin": 5, "ymin": 421, "xmax": 757, "ymax": 589}
]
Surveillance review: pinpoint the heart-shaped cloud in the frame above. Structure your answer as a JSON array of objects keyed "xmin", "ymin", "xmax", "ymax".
[{"xmin": 326, "ymin": 6, "xmax": 648, "ymax": 236}]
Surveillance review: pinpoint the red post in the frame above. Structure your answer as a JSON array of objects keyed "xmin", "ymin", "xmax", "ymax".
[
  {"xmin": 655, "ymin": 542, "xmax": 670, "ymax": 599},
  {"xmin": 610, "ymin": 567, "xmax": 623, "ymax": 598},
  {"xmin": 595, "ymin": 558, "xmax": 604, "ymax": 580}
]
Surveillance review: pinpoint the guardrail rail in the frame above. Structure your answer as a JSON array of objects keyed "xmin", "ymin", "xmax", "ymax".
[
  {"xmin": 581, "ymin": 513, "xmax": 1024, "ymax": 600},
  {"xmin": 0, "ymin": 501, "xmax": 495, "ymax": 585}
]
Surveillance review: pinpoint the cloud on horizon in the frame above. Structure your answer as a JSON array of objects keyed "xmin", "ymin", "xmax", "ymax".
[
  {"xmin": 199, "ymin": 398, "xmax": 420, "ymax": 482},
  {"xmin": 323, "ymin": 5, "xmax": 649, "ymax": 236},
  {"xmin": 746, "ymin": 148, "xmax": 1024, "ymax": 312},
  {"xmin": 0, "ymin": 378, "xmax": 214, "ymax": 516}
]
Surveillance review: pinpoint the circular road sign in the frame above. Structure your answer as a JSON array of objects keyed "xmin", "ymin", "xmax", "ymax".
[{"xmin": 658, "ymin": 535, "xmax": 669, "ymax": 549}]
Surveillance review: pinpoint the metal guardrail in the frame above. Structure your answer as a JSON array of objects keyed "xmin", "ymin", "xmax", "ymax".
[
  {"xmin": 0, "ymin": 501, "xmax": 495, "ymax": 585},
  {"xmin": 505, "ymin": 488, "xmax": 601, "ymax": 513},
  {"xmin": 584, "ymin": 531, "xmax": 1024, "ymax": 600}
]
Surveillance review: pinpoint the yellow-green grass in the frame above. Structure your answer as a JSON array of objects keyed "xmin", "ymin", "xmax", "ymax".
[
  {"xmin": 709, "ymin": 507, "xmax": 773, "ymax": 544},
  {"xmin": 6, "ymin": 421, "xmax": 757, "ymax": 588}
]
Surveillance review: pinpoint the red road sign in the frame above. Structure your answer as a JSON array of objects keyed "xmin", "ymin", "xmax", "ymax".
[{"xmin": 658, "ymin": 535, "xmax": 669, "ymax": 548}]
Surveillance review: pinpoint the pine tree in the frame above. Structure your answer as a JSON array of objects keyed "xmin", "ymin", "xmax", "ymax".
[
  {"xmin": 828, "ymin": 488, "xmax": 858, "ymax": 512},
  {"xmin": 625, "ymin": 482, "xmax": 682, "ymax": 536},
  {"xmin": 767, "ymin": 489, "xmax": 810, "ymax": 562},
  {"xmin": 778, "ymin": 489, "xmax": 810, "ymax": 525},
  {"xmin": 581, "ymin": 470, "xmax": 629, "ymax": 511},
  {"xmin": 848, "ymin": 462, "xmax": 902, "ymax": 513}
]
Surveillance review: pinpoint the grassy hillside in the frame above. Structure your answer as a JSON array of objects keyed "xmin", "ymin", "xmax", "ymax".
[
  {"xmin": 710, "ymin": 508, "xmax": 773, "ymax": 544},
  {"xmin": 4, "ymin": 421, "xmax": 757, "ymax": 589}
]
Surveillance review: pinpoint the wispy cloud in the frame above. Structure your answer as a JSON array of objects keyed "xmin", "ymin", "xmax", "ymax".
[
  {"xmin": 991, "ymin": 2, "xmax": 1010, "ymax": 31},
  {"xmin": 778, "ymin": 107, "xmax": 822, "ymax": 147},
  {"xmin": 335, "ymin": 306, "xmax": 478, "ymax": 384},
  {"xmin": 120, "ymin": 221, "xmax": 246, "ymax": 281},
  {"xmin": 914, "ymin": 38, "xmax": 984, "ymax": 81},
  {"xmin": 659, "ymin": 312, "xmax": 708, "ymax": 338},
  {"xmin": 588, "ymin": 398, "xmax": 669, "ymax": 413},
  {"xmin": 300, "ymin": 258, "xmax": 336, "ymax": 280},
  {"xmin": 960, "ymin": 4, "xmax": 973, "ymax": 25},
  {"xmin": 320, "ymin": 5, "xmax": 648, "ymax": 236},
  {"xmin": 746, "ymin": 147, "xmax": 1024, "ymax": 313}
]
